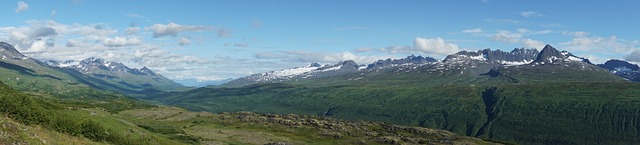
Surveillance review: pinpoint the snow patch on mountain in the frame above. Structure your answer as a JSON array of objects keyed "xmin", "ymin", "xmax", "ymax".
[{"xmin": 268, "ymin": 65, "xmax": 321, "ymax": 77}]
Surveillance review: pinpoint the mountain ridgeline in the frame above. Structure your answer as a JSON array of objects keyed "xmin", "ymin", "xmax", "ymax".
[
  {"xmin": 597, "ymin": 59, "xmax": 640, "ymax": 81},
  {"xmin": 47, "ymin": 57, "xmax": 184, "ymax": 95},
  {"xmin": 0, "ymin": 41, "xmax": 499, "ymax": 145},
  {"xmin": 4, "ymin": 40, "xmax": 640, "ymax": 145},
  {"xmin": 222, "ymin": 45, "xmax": 613, "ymax": 87},
  {"xmin": 157, "ymin": 45, "xmax": 640, "ymax": 145},
  {"xmin": 0, "ymin": 42, "xmax": 184, "ymax": 98}
]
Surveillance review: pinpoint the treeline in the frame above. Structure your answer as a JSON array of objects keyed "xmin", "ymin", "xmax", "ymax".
[{"xmin": 0, "ymin": 82, "xmax": 152, "ymax": 145}]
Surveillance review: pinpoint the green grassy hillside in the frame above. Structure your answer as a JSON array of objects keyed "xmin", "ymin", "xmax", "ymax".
[
  {"xmin": 119, "ymin": 107, "xmax": 499, "ymax": 145},
  {"xmin": 157, "ymin": 80, "xmax": 640, "ymax": 145},
  {"xmin": 0, "ymin": 81, "xmax": 495, "ymax": 145}
]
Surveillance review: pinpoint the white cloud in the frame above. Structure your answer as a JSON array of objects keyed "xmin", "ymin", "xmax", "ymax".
[
  {"xmin": 562, "ymin": 31, "xmax": 589, "ymax": 37},
  {"xmin": 178, "ymin": 37, "xmax": 191, "ymax": 46},
  {"xmin": 0, "ymin": 20, "xmax": 231, "ymax": 82},
  {"xmin": 124, "ymin": 27, "xmax": 140, "ymax": 35},
  {"xmin": 0, "ymin": 25, "xmax": 59, "ymax": 53},
  {"xmin": 462, "ymin": 28, "xmax": 483, "ymax": 33},
  {"xmin": 562, "ymin": 35, "xmax": 637, "ymax": 53},
  {"xmin": 414, "ymin": 37, "xmax": 460, "ymax": 55},
  {"xmin": 133, "ymin": 47, "xmax": 210, "ymax": 66},
  {"xmin": 520, "ymin": 11, "xmax": 545, "ymax": 18},
  {"xmin": 351, "ymin": 37, "xmax": 461, "ymax": 57},
  {"xmin": 234, "ymin": 43, "xmax": 248, "ymax": 47},
  {"xmin": 15, "ymin": 1, "xmax": 29, "ymax": 13},
  {"xmin": 102, "ymin": 36, "xmax": 141, "ymax": 47},
  {"xmin": 145, "ymin": 22, "xmax": 212, "ymax": 38},
  {"xmin": 65, "ymin": 39, "xmax": 85, "ymax": 47},
  {"xmin": 126, "ymin": 13, "xmax": 144, "ymax": 18},
  {"xmin": 50, "ymin": 10, "xmax": 57, "ymax": 16},
  {"xmin": 532, "ymin": 30, "xmax": 554, "ymax": 35},
  {"xmin": 492, "ymin": 30, "xmax": 522, "ymax": 43},
  {"xmin": 217, "ymin": 28, "xmax": 230, "ymax": 37},
  {"xmin": 255, "ymin": 51, "xmax": 389, "ymax": 65},
  {"xmin": 624, "ymin": 50, "xmax": 640, "ymax": 63},
  {"xmin": 490, "ymin": 29, "xmax": 546, "ymax": 49},
  {"xmin": 522, "ymin": 39, "xmax": 545, "ymax": 49},
  {"xmin": 28, "ymin": 40, "xmax": 50, "ymax": 52}
]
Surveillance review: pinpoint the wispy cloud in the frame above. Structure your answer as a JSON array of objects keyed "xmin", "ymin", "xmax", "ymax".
[
  {"xmin": 520, "ymin": 11, "xmax": 545, "ymax": 18},
  {"xmin": 0, "ymin": 20, "xmax": 238, "ymax": 81},
  {"xmin": 102, "ymin": 36, "xmax": 141, "ymax": 47},
  {"xmin": 354, "ymin": 37, "xmax": 460, "ymax": 57},
  {"xmin": 178, "ymin": 37, "xmax": 191, "ymax": 46},
  {"xmin": 414, "ymin": 37, "xmax": 460, "ymax": 55},
  {"xmin": 234, "ymin": 43, "xmax": 248, "ymax": 47},
  {"xmin": 15, "ymin": 1, "xmax": 29, "ymax": 13},
  {"xmin": 462, "ymin": 28, "xmax": 483, "ymax": 33},
  {"xmin": 255, "ymin": 50, "xmax": 388, "ymax": 65},
  {"xmin": 145, "ymin": 22, "xmax": 213, "ymax": 38},
  {"xmin": 490, "ymin": 29, "xmax": 546, "ymax": 49},
  {"xmin": 252, "ymin": 20, "xmax": 263, "ymax": 28},
  {"xmin": 126, "ymin": 13, "xmax": 145, "ymax": 18},
  {"xmin": 217, "ymin": 28, "xmax": 231, "ymax": 38},
  {"xmin": 624, "ymin": 50, "xmax": 640, "ymax": 63},
  {"xmin": 124, "ymin": 27, "xmax": 141, "ymax": 35},
  {"xmin": 561, "ymin": 33, "xmax": 637, "ymax": 53}
]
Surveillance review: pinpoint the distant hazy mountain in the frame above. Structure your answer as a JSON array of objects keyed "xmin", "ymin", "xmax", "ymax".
[
  {"xmin": 597, "ymin": 59, "xmax": 640, "ymax": 82},
  {"xmin": 175, "ymin": 78, "xmax": 234, "ymax": 87}
]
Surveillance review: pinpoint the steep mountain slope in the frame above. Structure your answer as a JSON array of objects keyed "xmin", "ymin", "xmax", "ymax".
[
  {"xmin": 0, "ymin": 42, "xmax": 183, "ymax": 98},
  {"xmin": 47, "ymin": 57, "xmax": 185, "ymax": 95},
  {"xmin": 597, "ymin": 59, "xmax": 640, "ymax": 82},
  {"xmin": 1, "ymin": 42, "xmax": 121, "ymax": 98},
  {"xmin": 155, "ymin": 45, "xmax": 634, "ymax": 145}
]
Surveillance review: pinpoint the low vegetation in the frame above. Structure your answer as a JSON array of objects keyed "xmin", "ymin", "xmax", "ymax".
[
  {"xmin": 157, "ymin": 82, "xmax": 640, "ymax": 145},
  {"xmin": 0, "ymin": 82, "xmax": 182, "ymax": 144},
  {"xmin": 120, "ymin": 107, "xmax": 499, "ymax": 145}
]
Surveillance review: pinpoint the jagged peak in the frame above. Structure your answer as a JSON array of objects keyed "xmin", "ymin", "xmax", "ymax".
[
  {"xmin": 135, "ymin": 66, "xmax": 160, "ymax": 76},
  {"xmin": 81, "ymin": 57, "xmax": 105, "ymax": 63},
  {"xmin": 308, "ymin": 62, "xmax": 322, "ymax": 67},
  {"xmin": 530, "ymin": 44, "xmax": 591, "ymax": 65},
  {"xmin": 532, "ymin": 44, "xmax": 565, "ymax": 64},
  {"xmin": 339, "ymin": 60, "xmax": 358, "ymax": 66}
]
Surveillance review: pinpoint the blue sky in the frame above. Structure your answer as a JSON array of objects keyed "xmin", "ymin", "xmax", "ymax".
[{"xmin": 2, "ymin": 0, "xmax": 640, "ymax": 83}]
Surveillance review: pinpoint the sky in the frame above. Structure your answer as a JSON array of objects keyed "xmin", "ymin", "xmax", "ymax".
[{"xmin": 1, "ymin": 0, "xmax": 640, "ymax": 84}]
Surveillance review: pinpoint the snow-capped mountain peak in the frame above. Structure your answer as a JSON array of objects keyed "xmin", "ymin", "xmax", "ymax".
[{"xmin": 44, "ymin": 57, "xmax": 161, "ymax": 77}]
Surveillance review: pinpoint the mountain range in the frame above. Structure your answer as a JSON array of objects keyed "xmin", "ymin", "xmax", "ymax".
[
  {"xmin": 0, "ymin": 42, "xmax": 184, "ymax": 98},
  {"xmin": 3, "ymin": 41, "xmax": 640, "ymax": 145},
  {"xmin": 222, "ymin": 45, "xmax": 626, "ymax": 87},
  {"xmin": 154, "ymin": 44, "xmax": 640, "ymax": 145}
]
